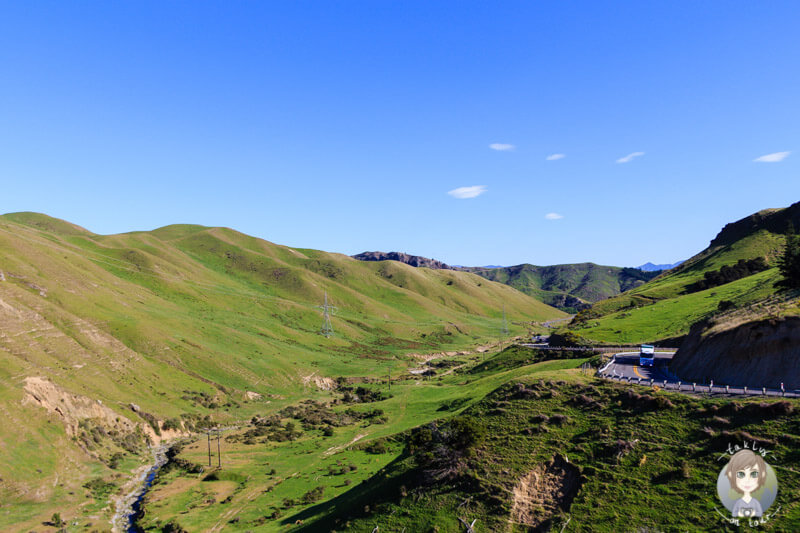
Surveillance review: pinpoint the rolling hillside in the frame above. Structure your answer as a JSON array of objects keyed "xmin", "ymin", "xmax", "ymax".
[
  {"xmin": 463, "ymin": 263, "xmax": 660, "ymax": 312},
  {"xmin": 0, "ymin": 212, "xmax": 564, "ymax": 530},
  {"xmin": 564, "ymin": 203, "xmax": 799, "ymax": 344}
]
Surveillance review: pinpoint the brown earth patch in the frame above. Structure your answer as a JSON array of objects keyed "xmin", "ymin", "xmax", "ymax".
[
  {"xmin": 510, "ymin": 454, "xmax": 581, "ymax": 530},
  {"xmin": 22, "ymin": 376, "xmax": 189, "ymax": 444},
  {"xmin": 23, "ymin": 376, "xmax": 137, "ymax": 437}
]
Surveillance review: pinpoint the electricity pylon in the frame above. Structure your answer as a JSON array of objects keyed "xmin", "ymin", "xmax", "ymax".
[{"xmin": 318, "ymin": 291, "xmax": 337, "ymax": 337}]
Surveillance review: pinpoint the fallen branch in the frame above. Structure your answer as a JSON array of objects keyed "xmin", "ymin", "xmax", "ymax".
[{"xmin": 458, "ymin": 517, "xmax": 477, "ymax": 532}]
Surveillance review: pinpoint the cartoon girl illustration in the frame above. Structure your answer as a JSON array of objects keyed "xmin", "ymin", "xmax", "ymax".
[{"xmin": 725, "ymin": 450, "xmax": 767, "ymax": 518}]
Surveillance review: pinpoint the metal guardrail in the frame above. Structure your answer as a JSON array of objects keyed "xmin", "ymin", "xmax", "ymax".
[
  {"xmin": 518, "ymin": 344, "xmax": 678, "ymax": 353},
  {"xmin": 597, "ymin": 355, "xmax": 799, "ymax": 398}
]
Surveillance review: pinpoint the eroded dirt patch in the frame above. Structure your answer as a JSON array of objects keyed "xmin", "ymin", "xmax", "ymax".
[
  {"xmin": 23, "ymin": 376, "xmax": 137, "ymax": 437},
  {"xmin": 23, "ymin": 376, "xmax": 188, "ymax": 444},
  {"xmin": 510, "ymin": 454, "xmax": 581, "ymax": 530},
  {"xmin": 301, "ymin": 372, "xmax": 337, "ymax": 390}
]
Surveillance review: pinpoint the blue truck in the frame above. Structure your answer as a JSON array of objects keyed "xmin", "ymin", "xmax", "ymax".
[{"xmin": 639, "ymin": 344, "xmax": 655, "ymax": 367}]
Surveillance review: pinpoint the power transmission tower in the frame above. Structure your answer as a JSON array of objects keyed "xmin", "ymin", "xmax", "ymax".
[{"xmin": 318, "ymin": 291, "xmax": 337, "ymax": 338}]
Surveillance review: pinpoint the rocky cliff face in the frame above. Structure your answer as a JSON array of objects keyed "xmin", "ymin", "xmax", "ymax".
[
  {"xmin": 352, "ymin": 251, "xmax": 454, "ymax": 270},
  {"xmin": 670, "ymin": 316, "xmax": 800, "ymax": 389}
]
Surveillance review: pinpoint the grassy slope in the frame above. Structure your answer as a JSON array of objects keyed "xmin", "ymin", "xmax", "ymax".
[
  {"xmin": 0, "ymin": 212, "xmax": 564, "ymax": 530},
  {"xmin": 574, "ymin": 269, "xmax": 780, "ymax": 344},
  {"xmin": 301, "ymin": 374, "xmax": 800, "ymax": 532},
  {"xmin": 567, "ymin": 228, "xmax": 785, "ymax": 344}
]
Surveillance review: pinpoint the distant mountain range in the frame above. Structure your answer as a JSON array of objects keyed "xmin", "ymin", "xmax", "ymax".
[
  {"xmin": 636, "ymin": 261, "xmax": 683, "ymax": 271},
  {"xmin": 352, "ymin": 251, "xmax": 660, "ymax": 313}
]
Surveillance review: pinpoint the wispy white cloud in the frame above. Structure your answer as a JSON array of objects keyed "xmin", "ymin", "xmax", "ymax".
[
  {"xmin": 754, "ymin": 151, "xmax": 790, "ymax": 163},
  {"xmin": 616, "ymin": 151, "xmax": 645, "ymax": 164},
  {"xmin": 448, "ymin": 185, "xmax": 487, "ymax": 199},
  {"xmin": 546, "ymin": 153, "xmax": 565, "ymax": 161},
  {"xmin": 489, "ymin": 143, "xmax": 515, "ymax": 151},
  {"xmin": 544, "ymin": 213, "xmax": 563, "ymax": 220}
]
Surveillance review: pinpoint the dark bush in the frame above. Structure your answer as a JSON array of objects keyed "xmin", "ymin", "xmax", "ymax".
[
  {"xmin": 687, "ymin": 258, "xmax": 769, "ymax": 293},
  {"xmin": 162, "ymin": 519, "xmax": 188, "ymax": 533},
  {"xmin": 409, "ymin": 416, "xmax": 486, "ymax": 482},
  {"xmin": 300, "ymin": 486, "xmax": 325, "ymax": 504}
]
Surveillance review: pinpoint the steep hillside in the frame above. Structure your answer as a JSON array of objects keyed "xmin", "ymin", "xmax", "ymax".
[
  {"xmin": 0, "ymin": 212, "xmax": 564, "ymax": 530},
  {"xmin": 464, "ymin": 263, "xmax": 659, "ymax": 312},
  {"xmin": 669, "ymin": 295, "xmax": 800, "ymax": 388},
  {"xmin": 564, "ymin": 203, "xmax": 797, "ymax": 344}
]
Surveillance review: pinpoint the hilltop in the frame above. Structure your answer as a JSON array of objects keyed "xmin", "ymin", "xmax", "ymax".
[
  {"xmin": 0, "ymin": 212, "xmax": 563, "ymax": 530},
  {"xmin": 563, "ymin": 202, "xmax": 800, "ymax": 345}
]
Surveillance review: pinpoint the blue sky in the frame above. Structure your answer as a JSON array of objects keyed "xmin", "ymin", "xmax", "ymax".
[{"xmin": 1, "ymin": 2, "xmax": 798, "ymax": 267}]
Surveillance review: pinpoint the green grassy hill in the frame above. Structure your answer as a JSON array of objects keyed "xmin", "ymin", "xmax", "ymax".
[
  {"xmin": 464, "ymin": 263, "xmax": 659, "ymax": 313},
  {"xmin": 562, "ymin": 203, "xmax": 800, "ymax": 344},
  {"xmin": 291, "ymin": 374, "xmax": 800, "ymax": 532},
  {"xmin": 0, "ymin": 212, "xmax": 564, "ymax": 530}
]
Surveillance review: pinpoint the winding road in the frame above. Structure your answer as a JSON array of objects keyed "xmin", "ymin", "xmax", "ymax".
[{"xmin": 599, "ymin": 351, "xmax": 800, "ymax": 398}]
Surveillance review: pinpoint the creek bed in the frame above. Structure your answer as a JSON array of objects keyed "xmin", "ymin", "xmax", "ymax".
[{"xmin": 111, "ymin": 444, "xmax": 170, "ymax": 533}]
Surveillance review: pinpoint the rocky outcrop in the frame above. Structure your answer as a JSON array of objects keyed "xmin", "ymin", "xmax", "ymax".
[
  {"xmin": 670, "ymin": 317, "xmax": 800, "ymax": 389},
  {"xmin": 352, "ymin": 251, "xmax": 454, "ymax": 270},
  {"xmin": 709, "ymin": 202, "xmax": 800, "ymax": 248}
]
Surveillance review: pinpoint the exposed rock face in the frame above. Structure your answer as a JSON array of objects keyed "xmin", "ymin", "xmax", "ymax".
[
  {"xmin": 670, "ymin": 317, "xmax": 800, "ymax": 389},
  {"xmin": 352, "ymin": 251, "xmax": 454, "ymax": 270},
  {"xmin": 510, "ymin": 454, "xmax": 580, "ymax": 530}
]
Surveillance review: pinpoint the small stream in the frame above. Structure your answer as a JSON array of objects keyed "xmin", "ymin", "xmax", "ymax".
[{"xmin": 111, "ymin": 445, "xmax": 170, "ymax": 533}]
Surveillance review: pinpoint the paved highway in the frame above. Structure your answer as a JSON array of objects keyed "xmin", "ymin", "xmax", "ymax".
[{"xmin": 599, "ymin": 351, "xmax": 800, "ymax": 398}]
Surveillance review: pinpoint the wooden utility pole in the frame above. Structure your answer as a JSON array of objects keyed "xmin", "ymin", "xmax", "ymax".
[
  {"xmin": 216, "ymin": 428, "xmax": 221, "ymax": 468},
  {"xmin": 207, "ymin": 431, "xmax": 212, "ymax": 467}
]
